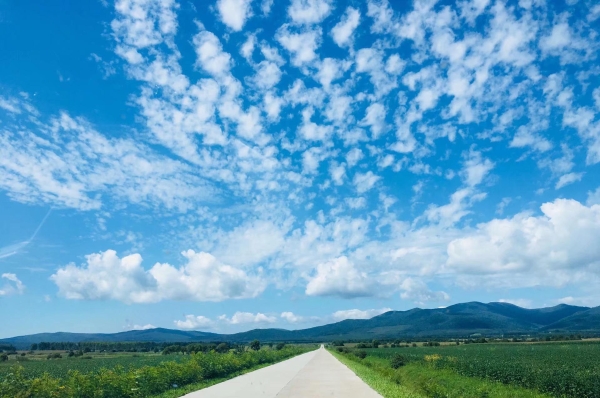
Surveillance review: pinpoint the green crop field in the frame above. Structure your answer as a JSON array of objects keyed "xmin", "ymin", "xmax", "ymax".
[
  {"xmin": 0, "ymin": 352, "xmax": 188, "ymax": 379},
  {"xmin": 0, "ymin": 346, "xmax": 313, "ymax": 397},
  {"xmin": 335, "ymin": 341, "xmax": 600, "ymax": 398}
]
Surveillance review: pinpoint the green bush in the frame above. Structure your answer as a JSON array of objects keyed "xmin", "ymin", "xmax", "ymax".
[
  {"xmin": 390, "ymin": 354, "xmax": 407, "ymax": 369},
  {"xmin": 355, "ymin": 350, "xmax": 367, "ymax": 359}
]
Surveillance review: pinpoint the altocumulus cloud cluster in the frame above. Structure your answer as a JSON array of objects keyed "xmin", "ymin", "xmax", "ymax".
[{"xmin": 1, "ymin": 0, "xmax": 600, "ymax": 326}]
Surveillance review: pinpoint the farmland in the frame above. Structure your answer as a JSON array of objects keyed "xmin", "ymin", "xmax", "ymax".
[
  {"xmin": 0, "ymin": 345, "xmax": 313, "ymax": 397},
  {"xmin": 332, "ymin": 341, "xmax": 600, "ymax": 398},
  {"xmin": 0, "ymin": 351, "xmax": 189, "ymax": 379}
]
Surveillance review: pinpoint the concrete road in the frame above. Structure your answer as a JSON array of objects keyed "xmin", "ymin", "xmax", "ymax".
[{"xmin": 183, "ymin": 346, "xmax": 381, "ymax": 398}]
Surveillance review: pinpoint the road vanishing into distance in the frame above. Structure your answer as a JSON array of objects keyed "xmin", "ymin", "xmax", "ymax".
[{"xmin": 183, "ymin": 346, "xmax": 382, "ymax": 397}]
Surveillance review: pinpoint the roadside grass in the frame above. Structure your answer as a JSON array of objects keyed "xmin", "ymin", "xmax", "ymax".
[
  {"xmin": 331, "ymin": 350, "xmax": 551, "ymax": 398},
  {"xmin": 330, "ymin": 350, "xmax": 424, "ymax": 398}
]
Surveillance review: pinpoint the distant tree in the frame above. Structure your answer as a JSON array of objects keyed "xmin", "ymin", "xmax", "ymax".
[
  {"xmin": 332, "ymin": 340, "xmax": 345, "ymax": 347},
  {"xmin": 372, "ymin": 340, "xmax": 380, "ymax": 348},
  {"xmin": 0, "ymin": 354, "xmax": 7, "ymax": 362},
  {"xmin": 216, "ymin": 343, "xmax": 230, "ymax": 353},
  {"xmin": 275, "ymin": 343, "xmax": 286, "ymax": 351},
  {"xmin": 412, "ymin": 343, "xmax": 417, "ymax": 347},
  {"xmin": 355, "ymin": 351, "xmax": 367, "ymax": 359},
  {"xmin": 30, "ymin": 343, "xmax": 38, "ymax": 351},
  {"xmin": 249, "ymin": 340, "xmax": 261, "ymax": 351}
]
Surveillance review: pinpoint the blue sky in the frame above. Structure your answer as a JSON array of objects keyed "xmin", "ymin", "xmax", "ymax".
[{"xmin": 1, "ymin": 0, "xmax": 600, "ymax": 338}]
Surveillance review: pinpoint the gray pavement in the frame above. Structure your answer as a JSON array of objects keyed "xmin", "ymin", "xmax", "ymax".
[{"xmin": 182, "ymin": 346, "xmax": 382, "ymax": 398}]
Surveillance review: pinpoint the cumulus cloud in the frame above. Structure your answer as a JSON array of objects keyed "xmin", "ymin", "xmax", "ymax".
[
  {"xmin": 331, "ymin": 7, "xmax": 360, "ymax": 47},
  {"xmin": 305, "ymin": 256, "xmax": 373, "ymax": 298},
  {"xmin": 399, "ymin": 278, "xmax": 450, "ymax": 305},
  {"xmin": 130, "ymin": 324, "xmax": 156, "ymax": 330},
  {"xmin": 353, "ymin": 171, "xmax": 380, "ymax": 193},
  {"xmin": 174, "ymin": 315, "xmax": 214, "ymax": 330},
  {"xmin": 220, "ymin": 312, "xmax": 277, "ymax": 324},
  {"xmin": 280, "ymin": 311, "xmax": 304, "ymax": 323},
  {"xmin": 276, "ymin": 25, "xmax": 321, "ymax": 66},
  {"xmin": 288, "ymin": 0, "xmax": 332, "ymax": 24},
  {"xmin": 0, "ymin": 273, "xmax": 25, "ymax": 297},
  {"xmin": 217, "ymin": 0, "xmax": 253, "ymax": 31},
  {"xmin": 447, "ymin": 199, "xmax": 600, "ymax": 287},
  {"xmin": 51, "ymin": 250, "xmax": 265, "ymax": 303}
]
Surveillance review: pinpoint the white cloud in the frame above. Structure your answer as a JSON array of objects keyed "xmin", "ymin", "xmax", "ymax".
[
  {"xmin": 0, "ymin": 111, "xmax": 214, "ymax": 211},
  {"xmin": 447, "ymin": 199, "xmax": 600, "ymax": 286},
  {"xmin": 288, "ymin": 0, "xmax": 332, "ymax": 24},
  {"xmin": 194, "ymin": 30, "xmax": 233, "ymax": 77},
  {"xmin": 331, "ymin": 307, "xmax": 391, "ymax": 321},
  {"xmin": 346, "ymin": 148, "xmax": 363, "ymax": 167},
  {"xmin": 316, "ymin": 58, "xmax": 347, "ymax": 89},
  {"xmin": 399, "ymin": 278, "xmax": 450, "ymax": 305},
  {"xmin": 305, "ymin": 256, "xmax": 372, "ymax": 298},
  {"xmin": 276, "ymin": 26, "xmax": 321, "ymax": 66},
  {"xmin": 510, "ymin": 128, "xmax": 552, "ymax": 152},
  {"xmin": 540, "ymin": 23, "xmax": 571, "ymax": 53},
  {"xmin": 51, "ymin": 250, "xmax": 265, "ymax": 303},
  {"xmin": 556, "ymin": 172, "xmax": 584, "ymax": 189},
  {"xmin": 240, "ymin": 34, "xmax": 256, "ymax": 60},
  {"xmin": 346, "ymin": 197, "xmax": 366, "ymax": 209},
  {"xmin": 217, "ymin": 0, "xmax": 253, "ymax": 31},
  {"xmin": 280, "ymin": 311, "xmax": 304, "ymax": 323},
  {"xmin": 0, "ymin": 273, "xmax": 25, "ymax": 297},
  {"xmin": 331, "ymin": 7, "xmax": 360, "ymax": 47},
  {"xmin": 261, "ymin": 0, "xmax": 274, "ymax": 15},
  {"xmin": 461, "ymin": 150, "xmax": 494, "ymax": 187},
  {"xmin": 221, "ymin": 311, "xmax": 277, "ymax": 324},
  {"xmin": 174, "ymin": 315, "xmax": 214, "ymax": 330},
  {"xmin": 131, "ymin": 324, "xmax": 156, "ymax": 330},
  {"xmin": 361, "ymin": 103, "xmax": 387, "ymax": 138},
  {"xmin": 329, "ymin": 162, "xmax": 346, "ymax": 185},
  {"xmin": 353, "ymin": 171, "xmax": 380, "ymax": 193}
]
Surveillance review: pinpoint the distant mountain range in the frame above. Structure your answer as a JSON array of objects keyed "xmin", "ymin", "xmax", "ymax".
[{"xmin": 3, "ymin": 302, "xmax": 599, "ymax": 349}]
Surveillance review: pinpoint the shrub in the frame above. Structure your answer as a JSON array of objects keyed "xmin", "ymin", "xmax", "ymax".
[
  {"xmin": 355, "ymin": 350, "xmax": 367, "ymax": 359},
  {"xmin": 275, "ymin": 343, "xmax": 285, "ymax": 350},
  {"xmin": 390, "ymin": 354, "xmax": 407, "ymax": 369},
  {"xmin": 0, "ymin": 354, "xmax": 7, "ymax": 362}
]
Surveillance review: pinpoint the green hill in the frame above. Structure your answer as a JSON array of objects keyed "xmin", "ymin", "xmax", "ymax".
[{"xmin": 2, "ymin": 302, "xmax": 597, "ymax": 349}]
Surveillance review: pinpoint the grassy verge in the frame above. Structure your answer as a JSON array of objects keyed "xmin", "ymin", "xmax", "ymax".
[
  {"xmin": 330, "ymin": 350, "xmax": 550, "ymax": 398},
  {"xmin": 330, "ymin": 350, "xmax": 423, "ymax": 398}
]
